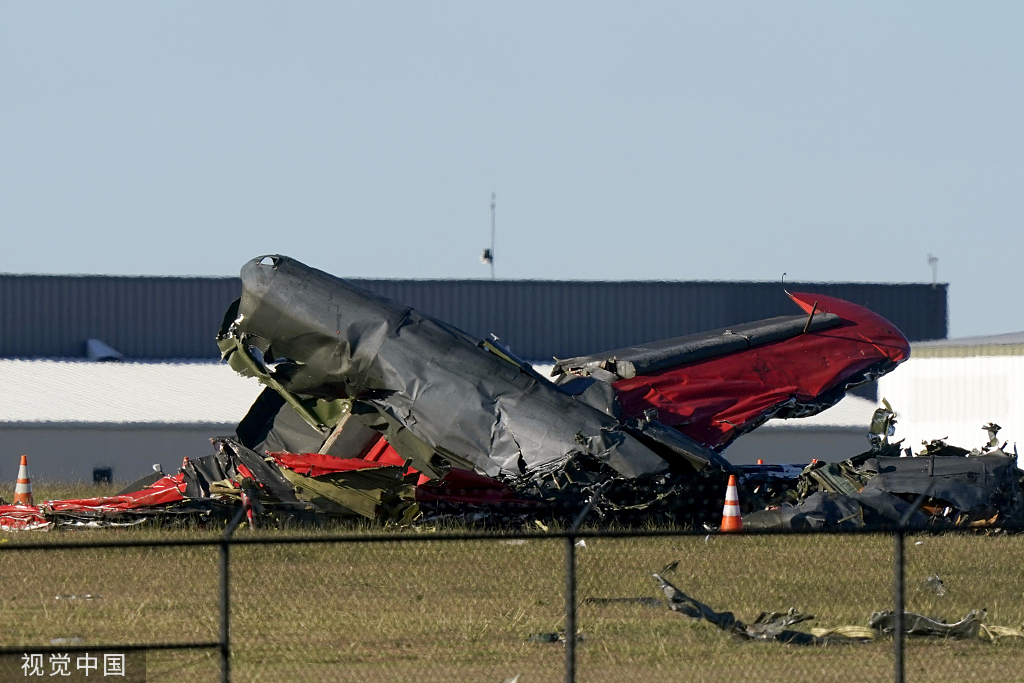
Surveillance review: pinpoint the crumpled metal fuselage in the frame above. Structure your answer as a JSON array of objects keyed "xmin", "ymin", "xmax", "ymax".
[{"xmin": 221, "ymin": 256, "xmax": 669, "ymax": 481}]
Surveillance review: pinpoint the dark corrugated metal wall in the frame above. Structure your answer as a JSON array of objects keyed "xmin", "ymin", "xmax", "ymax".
[
  {"xmin": 0, "ymin": 275, "xmax": 947, "ymax": 360},
  {"xmin": 354, "ymin": 280, "xmax": 947, "ymax": 360},
  {"xmin": 0, "ymin": 275, "xmax": 241, "ymax": 359}
]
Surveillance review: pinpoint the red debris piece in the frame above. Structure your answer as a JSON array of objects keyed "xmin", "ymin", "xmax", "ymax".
[
  {"xmin": 45, "ymin": 474, "xmax": 186, "ymax": 512},
  {"xmin": 0, "ymin": 504, "xmax": 49, "ymax": 531},
  {"xmin": 268, "ymin": 451, "xmax": 398, "ymax": 477}
]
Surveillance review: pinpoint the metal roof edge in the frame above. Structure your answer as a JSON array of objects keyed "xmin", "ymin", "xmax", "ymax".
[
  {"xmin": 0, "ymin": 273, "xmax": 947, "ymax": 287},
  {"xmin": 0, "ymin": 272, "xmax": 237, "ymax": 280},
  {"xmin": 756, "ymin": 424, "xmax": 867, "ymax": 432},
  {"xmin": 348, "ymin": 278, "xmax": 949, "ymax": 287},
  {"xmin": 911, "ymin": 346, "xmax": 1024, "ymax": 359},
  {"xmin": 0, "ymin": 358, "xmax": 226, "ymax": 366},
  {"xmin": 0, "ymin": 421, "xmax": 237, "ymax": 431}
]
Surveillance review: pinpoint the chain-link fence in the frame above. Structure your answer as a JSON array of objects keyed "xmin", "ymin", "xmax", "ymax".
[{"xmin": 2, "ymin": 517, "xmax": 1023, "ymax": 683}]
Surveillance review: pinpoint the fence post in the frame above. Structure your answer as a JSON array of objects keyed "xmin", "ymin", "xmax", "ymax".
[
  {"xmin": 564, "ymin": 493, "xmax": 600, "ymax": 683},
  {"xmin": 564, "ymin": 533, "xmax": 577, "ymax": 683},
  {"xmin": 892, "ymin": 488, "xmax": 931, "ymax": 683},
  {"xmin": 220, "ymin": 507, "xmax": 247, "ymax": 683},
  {"xmin": 893, "ymin": 528, "xmax": 904, "ymax": 683}
]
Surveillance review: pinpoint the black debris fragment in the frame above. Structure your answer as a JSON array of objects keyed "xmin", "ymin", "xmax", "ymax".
[
  {"xmin": 869, "ymin": 610, "xmax": 984, "ymax": 639},
  {"xmin": 652, "ymin": 572, "xmax": 866, "ymax": 645}
]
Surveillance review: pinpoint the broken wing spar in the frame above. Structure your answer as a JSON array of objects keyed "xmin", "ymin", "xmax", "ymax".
[{"xmin": 217, "ymin": 255, "xmax": 911, "ymax": 488}]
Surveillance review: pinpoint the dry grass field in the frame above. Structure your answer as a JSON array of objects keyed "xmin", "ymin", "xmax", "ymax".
[{"xmin": 1, "ymin": 482, "xmax": 1023, "ymax": 683}]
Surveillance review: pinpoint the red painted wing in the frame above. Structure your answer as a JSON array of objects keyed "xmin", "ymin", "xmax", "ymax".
[{"xmin": 612, "ymin": 292, "xmax": 910, "ymax": 450}]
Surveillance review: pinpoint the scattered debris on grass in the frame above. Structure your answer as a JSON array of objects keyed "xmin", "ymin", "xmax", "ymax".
[
  {"xmin": 583, "ymin": 597, "xmax": 663, "ymax": 608},
  {"xmin": 651, "ymin": 567, "xmax": 1024, "ymax": 645},
  {"xmin": 54, "ymin": 594, "xmax": 100, "ymax": 601},
  {"xmin": 921, "ymin": 575, "xmax": 946, "ymax": 596},
  {"xmin": 653, "ymin": 572, "xmax": 868, "ymax": 645},
  {"xmin": 528, "ymin": 631, "xmax": 585, "ymax": 644}
]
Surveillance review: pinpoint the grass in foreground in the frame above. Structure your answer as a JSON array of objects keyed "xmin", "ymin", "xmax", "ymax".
[{"xmin": 1, "ymin": 484, "xmax": 1022, "ymax": 683}]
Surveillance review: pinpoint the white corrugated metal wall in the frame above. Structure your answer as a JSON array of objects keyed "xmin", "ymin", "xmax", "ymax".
[{"xmin": 877, "ymin": 355, "xmax": 1024, "ymax": 456}]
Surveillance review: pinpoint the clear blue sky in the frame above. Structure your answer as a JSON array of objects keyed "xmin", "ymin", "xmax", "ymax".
[{"xmin": 1, "ymin": 3, "xmax": 1021, "ymax": 337}]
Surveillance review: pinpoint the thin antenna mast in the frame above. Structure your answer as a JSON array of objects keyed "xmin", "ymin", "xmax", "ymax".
[
  {"xmin": 481, "ymin": 192, "xmax": 496, "ymax": 279},
  {"xmin": 489, "ymin": 192, "xmax": 496, "ymax": 280}
]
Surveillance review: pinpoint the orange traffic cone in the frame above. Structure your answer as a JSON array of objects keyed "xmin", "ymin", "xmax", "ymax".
[
  {"xmin": 720, "ymin": 474, "xmax": 742, "ymax": 532},
  {"xmin": 13, "ymin": 455, "xmax": 33, "ymax": 506}
]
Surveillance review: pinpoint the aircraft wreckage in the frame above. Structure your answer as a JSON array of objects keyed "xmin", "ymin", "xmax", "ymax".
[{"xmin": 3, "ymin": 255, "xmax": 1020, "ymax": 531}]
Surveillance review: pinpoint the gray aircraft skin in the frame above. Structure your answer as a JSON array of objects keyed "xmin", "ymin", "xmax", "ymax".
[{"xmin": 219, "ymin": 255, "xmax": 678, "ymax": 482}]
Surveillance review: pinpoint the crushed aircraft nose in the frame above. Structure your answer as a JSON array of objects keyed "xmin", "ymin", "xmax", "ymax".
[{"xmin": 218, "ymin": 255, "xmax": 671, "ymax": 486}]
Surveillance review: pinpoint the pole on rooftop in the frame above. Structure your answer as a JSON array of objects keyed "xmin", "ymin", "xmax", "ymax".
[{"xmin": 490, "ymin": 192, "xmax": 496, "ymax": 280}]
